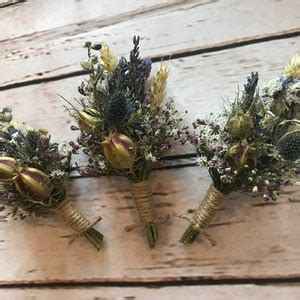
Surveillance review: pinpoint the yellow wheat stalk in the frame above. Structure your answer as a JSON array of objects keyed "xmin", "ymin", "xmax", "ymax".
[
  {"xmin": 149, "ymin": 62, "xmax": 168, "ymax": 108},
  {"xmin": 284, "ymin": 53, "xmax": 300, "ymax": 79},
  {"xmin": 99, "ymin": 44, "xmax": 117, "ymax": 73}
]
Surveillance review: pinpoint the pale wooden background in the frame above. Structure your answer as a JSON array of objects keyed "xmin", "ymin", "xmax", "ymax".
[{"xmin": 0, "ymin": 0, "xmax": 299, "ymax": 299}]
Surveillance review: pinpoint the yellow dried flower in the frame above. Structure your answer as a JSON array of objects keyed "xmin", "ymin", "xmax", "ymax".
[
  {"xmin": 284, "ymin": 53, "xmax": 300, "ymax": 79},
  {"xmin": 99, "ymin": 44, "xmax": 117, "ymax": 73},
  {"xmin": 149, "ymin": 62, "xmax": 168, "ymax": 108}
]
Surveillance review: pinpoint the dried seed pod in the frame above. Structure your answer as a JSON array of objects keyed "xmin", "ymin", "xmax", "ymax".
[
  {"xmin": 225, "ymin": 140, "xmax": 257, "ymax": 171},
  {"xmin": 102, "ymin": 132, "xmax": 135, "ymax": 170},
  {"xmin": 226, "ymin": 113, "xmax": 253, "ymax": 138},
  {"xmin": 0, "ymin": 157, "xmax": 18, "ymax": 179},
  {"xmin": 77, "ymin": 108, "xmax": 100, "ymax": 133},
  {"xmin": 13, "ymin": 167, "xmax": 53, "ymax": 201}
]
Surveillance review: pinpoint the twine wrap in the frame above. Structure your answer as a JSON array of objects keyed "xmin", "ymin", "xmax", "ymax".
[
  {"xmin": 56, "ymin": 199, "xmax": 102, "ymax": 243},
  {"xmin": 125, "ymin": 180, "xmax": 169, "ymax": 232},
  {"xmin": 177, "ymin": 184, "xmax": 225, "ymax": 246},
  {"xmin": 193, "ymin": 184, "xmax": 224, "ymax": 231},
  {"xmin": 131, "ymin": 180, "xmax": 156, "ymax": 225}
]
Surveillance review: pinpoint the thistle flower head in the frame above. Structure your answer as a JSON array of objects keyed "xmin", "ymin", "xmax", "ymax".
[
  {"xmin": 99, "ymin": 43, "xmax": 117, "ymax": 73},
  {"xmin": 149, "ymin": 62, "xmax": 168, "ymax": 108},
  {"xmin": 103, "ymin": 91, "xmax": 134, "ymax": 127},
  {"xmin": 284, "ymin": 53, "xmax": 300, "ymax": 79},
  {"xmin": 278, "ymin": 130, "xmax": 300, "ymax": 160}
]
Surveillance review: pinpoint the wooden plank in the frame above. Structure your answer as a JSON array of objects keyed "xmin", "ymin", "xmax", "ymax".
[
  {"xmin": 0, "ymin": 284, "xmax": 300, "ymax": 300},
  {"xmin": 0, "ymin": 0, "xmax": 180, "ymax": 40},
  {"xmin": 0, "ymin": 37, "xmax": 298, "ymax": 146},
  {"xmin": 0, "ymin": 166, "xmax": 299, "ymax": 284},
  {"xmin": 1, "ymin": 0, "xmax": 299, "ymax": 86}
]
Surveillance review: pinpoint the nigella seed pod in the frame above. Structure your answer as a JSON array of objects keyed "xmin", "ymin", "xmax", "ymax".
[
  {"xmin": 226, "ymin": 113, "xmax": 253, "ymax": 138},
  {"xmin": 102, "ymin": 132, "xmax": 135, "ymax": 170},
  {"xmin": 13, "ymin": 167, "xmax": 53, "ymax": 201},
  {"xmin": 0, "ymin": 157, "xmax": 17, "ymax": 179},
  {"xmin": 225, "ymin": 139, "xmax": 257, "ymax": 171},
  {"xmin": 77, "ymin": 108, "xmax": 100, "ymax": 133},
  {"xmin": 278, "ymin": 130, "xmax": 300, "ymax": 160}
]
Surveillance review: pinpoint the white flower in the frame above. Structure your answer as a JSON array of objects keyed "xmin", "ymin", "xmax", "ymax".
[
  {"xmin": 252, "ymin": 186, "xmax": 258, "ymax": 193},
  {"xmin": 50, "ymin": 170, "xmax": 67, "ymax": 177},
  {"xmin": 145, "ymin": 152, "xmax": 157, "ymax": 163},
  {"xmin": 196, "ymin": 156, "xmax": 207, "ymax": 166}
]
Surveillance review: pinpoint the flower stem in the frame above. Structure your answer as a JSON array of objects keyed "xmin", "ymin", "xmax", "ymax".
[
  {"xmin": 180, "ymin": 224, "xmax": 199, "ymax": 244},
  {"xmin": 145, "ymin": 223, "xmax": 158, "ymax": 248},
  {"xmin": 179, "ymin": 184, "xmax": 224, "ymax": 245},
  {"xmin": 83, "ymin": 228, "xmax": 104, "ymax": 251}
]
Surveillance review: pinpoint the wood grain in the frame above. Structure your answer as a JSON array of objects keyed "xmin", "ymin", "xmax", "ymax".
[
  {"xmin": 1, "ymin": 0, "xmax": 299, "ymax": 86},
  {"xmin": 0, "ymin": 284, "xmax": 300, "ymax": 300},
  {"xmin": 0, "ymin": 0, "xmax": 180, "ymax": 40},
  {"xmin": 0, "ymin": 37, "xmax": 298, "ymax": 145},
  {"xmin": 0, "ymin": 166, "xmax": 298, "ymax": 285}
]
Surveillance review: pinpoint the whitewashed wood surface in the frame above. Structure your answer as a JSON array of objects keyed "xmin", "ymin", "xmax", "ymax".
[
  {"xmin": 1, "ymin": 0, "xmax": 299, "ymax": 87},
  {"xmin": 0, "ymin": 0, "xmax": 299, "ymax": 298}
]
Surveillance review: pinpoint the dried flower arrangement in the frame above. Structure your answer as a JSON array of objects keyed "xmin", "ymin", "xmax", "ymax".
[
  {"xmin": 0, "ymin": 109, "xmax": 104, "ymax": 250},
  {"xmin": 66, "ymin": 36, "xmax": 184, "ymax": 248},
  {"xmin": 179, "ymin": 54, "xmax": 299, "ymax": 245}
]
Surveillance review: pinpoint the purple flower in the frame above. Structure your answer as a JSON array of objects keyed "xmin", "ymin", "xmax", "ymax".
[{"xmin": 137, "ymin": 57, "xmax": 152, "ymax": 79}]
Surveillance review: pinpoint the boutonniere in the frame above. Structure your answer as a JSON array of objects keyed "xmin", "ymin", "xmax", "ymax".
[
  {"xmin": 67, "ymin": 36, "xmax": 185, "ymax": 248},
  {"xmin": 0, "ymin": 109, "xmax": 104, "ymax": 250},
  {"xmin": 179, "ymin": 69, "xmax": 299, "ymax": 245}
]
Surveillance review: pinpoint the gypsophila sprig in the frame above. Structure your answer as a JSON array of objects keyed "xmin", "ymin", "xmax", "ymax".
[
  {"xmin": 67, "ymin": 36, "xmax": 185, "ymax": 248},
  {"xmin": 179, "ymin": 69, "xmax": 299, "ymax": 245},
  {"xmin": 0, "ymin": 111, "xmax": 104, "ymax": 250}
]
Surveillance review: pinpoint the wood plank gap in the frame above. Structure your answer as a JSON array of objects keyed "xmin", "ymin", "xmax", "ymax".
[
  {"xmin": 0, "ymin": 276, "xmax": 300, "ymax": 289},
  {"xmin": 69, "ymin": 161, "xmax": 198, "ymax": 180},
  {"xmin": 0, "ymin": 0, "xmax": 25, "ymax": 9},
  {"xmin": 1, "ymin": 30, "xmax": 299, "ymax": 91}
]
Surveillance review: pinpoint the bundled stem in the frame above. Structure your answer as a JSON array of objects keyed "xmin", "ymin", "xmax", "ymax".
[
  {"xmin": 56, "ymin": 199, "xmax": 103, "ymax": 250},
  {"xmin": 180, "ymin": 184, "xmax": 225, "ymax": 245},
  {"xmin": 128, "ymin": 180, "xmax": 158, "ymax": 248}
]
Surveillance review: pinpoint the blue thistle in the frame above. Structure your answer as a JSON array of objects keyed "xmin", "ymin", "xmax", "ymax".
[
  {"xmin": 103, "ymin": 91, "xmax": 134, "ymax": 127},
  {"xmin": 278, "ymin": 130, "xmax": 300, "ymax": 160}
]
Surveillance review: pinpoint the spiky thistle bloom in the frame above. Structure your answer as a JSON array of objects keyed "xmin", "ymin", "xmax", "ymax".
[
  {"xmin": 149, "ymin": 62, "xmax": 168, "ymax": 108},
  {"xmin": 99, "ymin": 43, "xmax": 117, "ymax": 73},
  {"xmin": 284, "ymin": 53, "xmax": 300, "ymax": 79}
]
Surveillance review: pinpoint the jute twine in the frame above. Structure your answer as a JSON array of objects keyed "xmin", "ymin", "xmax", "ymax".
[
  {"xmin": 176, "ymin": 184, "xmax": 224, "ymax": 246},
  {"xmin": 125, "ymin": 180, "xmax": 169, "ymax": 232},
  {"xmin": 56, "ymin": 199, "xmax": 102, "ymax": 244}
]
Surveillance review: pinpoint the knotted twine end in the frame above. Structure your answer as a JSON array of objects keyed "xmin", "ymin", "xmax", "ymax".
[
  {"xmin": 56, "ymin": 199, "xmax": 102, "ymax": 244},
  {"xmin": 176, "ymin": 184, "xmax": 225, "ymax": 246},
  {"xmin": 125, "ymin": 180, "xmax": 169, "ymax": 232}
]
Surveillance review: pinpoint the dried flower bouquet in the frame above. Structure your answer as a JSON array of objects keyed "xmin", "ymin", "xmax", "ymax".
[
  {"xmin": 180, "ymin": 55, "xmax": 299, "ymax": 245},
  {"xmin": 67, "ymin": 37, "xmax": 184, "ymax": 248},
  {"xmin": 0, "ymin": 109, "xmax": 103, "ymax": 250}
]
